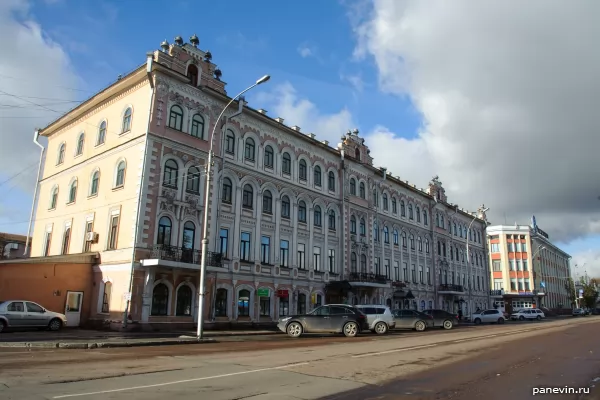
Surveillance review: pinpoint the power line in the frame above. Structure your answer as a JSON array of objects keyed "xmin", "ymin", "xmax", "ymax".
[
  {"xmin": 0, "ymin": 73, "xmax": 92, "ymax": 93},
  {"xmin": 0, "ymin": 161, "xmax": 39, "ymax": 188}
]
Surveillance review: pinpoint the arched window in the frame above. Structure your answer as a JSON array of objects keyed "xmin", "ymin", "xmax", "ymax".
[
  {"xmin": 350, "ymin": 215, "xmax": 357, "ymax": 233},
  {"xmin": 262, "ymin": 190, "xmax": 273, "ymax": 214},
  {"xmin": 182, "ymin": 221, "xmax": 195, "ymax": 250},
  {"xmin": 359, "ymin": 182, "xmax": 365, "ymax": 198},
  {"xmin": 383, "ymin": 226, "xmax": 389, "ymax": 243},
  {"xmin": 242, "ymin": 184, "xmax": 253, "ymax": 209},
  {"xmin": 383, "ymin": 194, "xmax": 388, "ymax": 210},
  {"xmin": 408, "ymin": 204, "xmax": 414, "ymax": 219},
  {"xmin": 401, "ymin": 200, "xmax": 406, "ymax": 217},
  {"xmin": 360, "ymin": 254, "xmax": 367, "ymax": 273},
  {"xmin": 168, "ymin": 105, "xmax": 184, "ymax": 131},
  {"xmin": 225, "ymin": 129, "xmax": 236, "ymax": 154},
  {"xmin": 122, "ymin": 107, "xmax": 132, "ymax": 133},
  {"xmin": 393, "ymin": 229, "xmax": 399, "ymax": 245},
  {"xmin": 151, "ymin": 283, "xmax": 169, "ymax": 316},
  {"xmin": 299, "ymin": 159, "xmax": 307, "ymax": 181},
  {"xmin": 410, "ymin": 234, "xmax": 415, "ymax": 249},
  {"xmin": 313, "ymin": 205, "xmax": 321, "ymax": 226},
  {"xmin": 416, "ymin": 207, "xmax": 421, "ymax": 222},
  {"xmin": 402, "ymin": 231, "xmax": 407, "ymax": 247},
  {"xmin": 298, "ymin": 200, "xmax": 307, "ymax": 222},
  {"xmin": 49, "ymin": 186, "xmax": 58, "ymax": 209},
  {"xmin": 418, "ymin": 236, "xmax": 423, "ymax": 252},
  {"xmin": 61, "ymin": 227, "xmax": 71, "ymax": 255},
  {"xmin": 264, "ymin": 145, "xmax": 274, "ymax": 168},
  {"xmin": 186, "ymin": 166, "xmax": 201, "ymax": 194},
  {"xmin": 297, "ymin": 293, "xmax": 306, "ymax": 315},
  {"xmin": 360, "ymin": 218, "xmax": 366, "ymax": 236},
  {"xmin": 97, "ymin": 121, "xmax": 106, "ymax": 145},
  {"xmin": 282, "ymin": 153, "xmax": 291, "ymax": 174},
  {"xmin": 221, "ymin": 177, "xmax": 232, "ymax": 203},
  {"xmin": 313, "ymin": 165, "xmax": 322, "ymax": 187},
  {"xmin": 328, "ymin": 171, "xmax": 335, "ymax": 191},
  {"xmin": 215, "ymin": 288, "xmax": 228, "ymax": 317},
  {"xmin": 187, "ymin": 64, "xmax": 199, "ymax": 86},
  {"xmin": 157, "ymin": 216, "xmax": 172, "ymax": 246},
  {"xmin": 76, "ymin": 133, "xmax": 84, "ymax": 156},
  {"xmin": 351, "ymin": 252, "xmax": 357, "ymax": 272},
  {"xmin": 355, "ymin": 147, "xmax": 361, "ymax": 161},
  {"xmin": 453, "ymin": 223, "xmax": 457, "ymax": 235},
  {"xmin": 176, "ymin": 285, "xmax": 193, "ymax": 316},
  {"xmin": 328, "ymin": 210, "xmax": 336, "ymax": 231},
  {"xmin": 163, "ymin": 159, "xmax": 178, "ymax": 188},
  {"xmin": 423, "ymin": 210, "xmax": 428, "ymax": 226},
  {"xmin": 238, "ymin": 289, "xmax": 250, "ymax": 316},
  {"xmin": 57, "ymin": 143, "xmax": 65, "ymax": 165},
  {"xmin": 101, "ymin": 281, "xmax": 112, "ymax": 313},
  {"xmin": 350, "ymin": 178, "xmax": 356, "ymax": 195},
  {"xmin": 68, "ymin": 180, "xmax": 77, "ymax": 203},
  {"xmin": 244, "ymin": 137, "xmax": 255, "ymax": 161},
  {"xmin": 281, "ymin": 196, "xmax": 291, "ymax": 218},
  {"xmin": 190, "ymin": 114, "xmax": 205, "ymax": 138},
  {"xmin": 392, "ymin": 198, "xmax": 397, "ymax": 213},
  {"xmin": 425, "ymin": 239, "xmax": 430, "ymax": 253},
  {"xmin": 115, "ymin": 161, "xmax": 126, "ymax": 187},
  {"xmin": 90, "ymin": 171, "xmax": 99, "ymax": 196}
]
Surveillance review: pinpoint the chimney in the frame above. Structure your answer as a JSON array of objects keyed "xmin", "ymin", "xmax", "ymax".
[
  {"xmin": 307, "ymin": 133, "xmax": 316, "ymax": 139},
  {"xmin": 257, "ymin": 109, "xmax": 267, "ymax": 114},
  {"xmin": 275, "ymin": 117, "xmax": 284, "ymax": 123},
  {"xmin": 381, "ymin": 167, "xmax": 387, "ymax": 179},
  {"xmin": 321, "ymin": 140, "xmax": 329, "ymax": 146},
  {"xmin": 291, "ymin": 126, "xmax": 301, "ymax": 132}
]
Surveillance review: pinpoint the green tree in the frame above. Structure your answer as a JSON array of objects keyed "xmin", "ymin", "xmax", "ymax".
[
  {"xmin": 565, "ymin": 277, "xmax": 577, "ymax": 307},
  {"xmin": 579, "ymin": 277, "xmax": 598, "ymax": 309}
]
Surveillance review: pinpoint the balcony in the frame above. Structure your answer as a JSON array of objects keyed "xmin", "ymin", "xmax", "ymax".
[
  {"xmin": 490, "ymin": 289, "xmax": 505, "ymax": 297},
  {"xmin": 438, "ymin": 284, "xmax": 465, "ymax": 294},
  {"xmin": 348, "ymin": 272, "xmax": 390, "ymax": 288},
  {"xmin": 145, "ymin": 244, "xmax": 223, "ymax": 268}
]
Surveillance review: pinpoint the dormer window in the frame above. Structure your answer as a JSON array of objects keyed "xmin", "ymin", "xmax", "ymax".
[
  {"xmin": 355, "ymin": 148, "xmax": 360, "ymax": 161},
  {"xmin": 187, "ymin": 64, "xmax": 199, "ymax": 87}
]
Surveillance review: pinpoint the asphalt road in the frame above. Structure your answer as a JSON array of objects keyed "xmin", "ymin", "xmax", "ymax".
[{"xmin": 0, "ymin": 317, "xmax": 597, "ymax": 400}]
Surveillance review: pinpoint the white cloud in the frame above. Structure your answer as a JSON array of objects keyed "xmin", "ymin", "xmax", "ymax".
[
  {"xmin": 340, "ymin": 73, "xmax": 365, "ymax": 93},
  {"xmin": 253, "ymin": 82, "xmax": 354, "ymax": 146},
  {"xmin": 349, "ymin": 0, "xmax": 600, "ymax": 242},
  {"xmin": 571, "ymin": 249, "xmax": 600, "ymax": 280},
  {"xmin": 297, "ymin": 44, "xmax": 315, "ymax": 58}
]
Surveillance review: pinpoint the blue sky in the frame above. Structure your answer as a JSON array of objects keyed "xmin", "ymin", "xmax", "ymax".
[{"xmin": 1, "ymin": 0, "xmax": 598, "ymax": 275}]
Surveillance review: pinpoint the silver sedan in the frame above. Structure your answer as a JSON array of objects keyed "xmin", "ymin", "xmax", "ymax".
[{"xmin": 0, "ymin": 300, "xmax": 68, "ymax": 332}]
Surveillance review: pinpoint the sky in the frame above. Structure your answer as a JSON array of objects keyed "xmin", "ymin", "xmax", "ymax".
[{"xmin": 0, "ymin": 0, "xmax": 599, "ymax": 278}]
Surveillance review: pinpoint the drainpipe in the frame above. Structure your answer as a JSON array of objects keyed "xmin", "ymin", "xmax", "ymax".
[
  {"xmin": 24, "ymin": 130, "xmax": 46, "ymax": 256},
  {"xmin": 340, "ymin": 150, "xmax": 345, "ymax": 282},
  {"xmin": 123, "ymin": 52, "xmax": 155, "ymax": 329}
]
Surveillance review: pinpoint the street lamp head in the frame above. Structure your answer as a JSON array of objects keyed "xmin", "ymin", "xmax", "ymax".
[
  {"xmin": 256, "ymin": 75, "xmax": 270, "ymax": 85},
  {"xmin": 482, "ymin": 207, "xmax": 490, "ymax": 213}
]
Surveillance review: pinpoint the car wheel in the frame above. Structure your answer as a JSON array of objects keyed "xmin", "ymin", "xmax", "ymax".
[
  {"xmin": 0, "ymin": 320, "xmax": 5, "ymax": 333},
  {"xmin": 443, "ymin": 319, "xmax": 453, "ymax": 330},
  {"xmin": 48, "ymin": 318, "xmax": 62, "ymax": 332},
  {"xmin": 519, "ymin": 316, "xmax": 525, "ymax": 321},
  {"xmin": 536, "ymin": 315, "xmax": 542, "ymax": 321},
  {"xmin": 415, "ymin": 320, "xmax": 426, "ymax": 332},
  {"xmin": 286, "ymin": 322, "xmax": 303, "ymax": 338},
  {"xmin": 343, "ymin": 322, "xmax": 359, "ymax": 337},
  {"xmin": 474, "ymin": 318, "xmax": 482, "ymax": 325},
  {"xmin": 497, "ymin": 317, "xmax": 505, "ymax": 324},
  {"xmin": 374, "ymin": 322, "xmax": 388, "ymax": 335}
]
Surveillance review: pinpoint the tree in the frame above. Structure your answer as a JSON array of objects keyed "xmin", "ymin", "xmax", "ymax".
[
  {"xmin": 579, "ymin": 277, "xmax": 598, "ymax": 309},
  {"xmin": 565, "ymin": 277, "xmax": 577, "ymax": 307}
]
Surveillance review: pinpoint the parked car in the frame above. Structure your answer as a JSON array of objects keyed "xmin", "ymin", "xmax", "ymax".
[
  {"xmin": 392, "ymin": 309, "xmax": 434, "ymax": 331},
  {"xmin": 277, "ymin": 304, "xmax": 370, "ymax": 338},
  {"xmin": 421, "ymin": 309, "xmax": 459, "ymax": 330},
  {"xmin": 0, "ymin": 300, "xmax": 68, "ymax": 332},
  {"xmin": 354, "ymin": 304, "xmax": 396, "ymax": 334},
  {"xmin": 510, "ymin": 309, "xmax": 545, "ymax": 321},
  {"xmin": 471, "ymin": 309, "xmax": 506, "ymax": 324},
  {"xmin": 572, "ymin": 308, "xmax": 588, "ymax": 316}
]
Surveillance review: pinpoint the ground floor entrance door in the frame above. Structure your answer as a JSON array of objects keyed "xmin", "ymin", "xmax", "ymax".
[{"xmin": 65, "ymin": 291, "xmax": 84, "ymax": 327}]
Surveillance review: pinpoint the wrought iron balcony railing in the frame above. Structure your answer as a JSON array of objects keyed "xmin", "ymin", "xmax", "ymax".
[
  {"xmin": 490, "ymin": 289, "xmax": 504, "ymax": 296},
  {"xmin": 438, "ymin": 284, "xmax": 465, "ymax": 292},
  {"xmin": 348, "ymin": 272, "xmax": 389, "ymax": 284},
  {"xmin": 151, "ymin": 244, "xmax": 223, "ymax": 268}
]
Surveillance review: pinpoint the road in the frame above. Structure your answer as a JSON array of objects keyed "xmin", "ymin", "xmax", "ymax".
[{"xmin": 0, "ymin": 317, "xmax": 598, "ymax": 400}]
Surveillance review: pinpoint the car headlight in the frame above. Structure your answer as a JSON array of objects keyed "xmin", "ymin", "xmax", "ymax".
[{"xmin": 279, "ymin": 317, "xmax": 291, "ymax": 323}]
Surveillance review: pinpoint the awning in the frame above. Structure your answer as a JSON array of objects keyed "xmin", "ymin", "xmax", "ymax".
[
  {"xmin": 325, "ymin": 281, "xmax": 353, "ymax": 292},
  {"xmin": 393, "ymin": 290, "xmax": 406, "ymax": 298},
  {"xmin": 405, "ymin": 290, "xmax": 415, "ymax": 299}
]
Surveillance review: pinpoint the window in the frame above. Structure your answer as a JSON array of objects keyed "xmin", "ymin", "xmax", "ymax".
[
  {"xmin": 410, "ymin": 235, "xmax": 415, "ymax": 250},
  {"xmin": 122, "ymin": 107, "xmax": 132, "ymax": 133},
  {"xmin": 403, "ymin": 262, "xmax": 408, "ymax": 281},
  {"xmin": 68, "ymin": 180, "xmax": 77, "ymax": 203},
  {"xmin": 219, "ymin": 228, "xmax": 229, "ymax": 257},
  {"xmin": 408, "ymin": 204, "xmax": 414, "ymax": 219},
  {"xmin": 76, "ymin": 133, "xmax": 84, "ymax": 156},
  {"xmin": 359, "ymin": 182, "xmax": 365, "ymax": 198},
  {"xmin": 240, "ymin": 232, "xmax": 251, "ymax": 261},
  {"xmin": 523, "ymin": 260, "xmax": 528, "ymax": 271},
  {"xmin": 115, "ymin": 161, "xmax": 126, "ymax": 187},
  {"xmin": 522, "ymin": 243, "xmax": 527, "ymax": 252},
  {"xmin": 393, "ymin": 229, "xmax": 399, "ymax": 245},
  {"xmin": 360, "ymin": 254, "xmax": 367, "ymax": 273},
  {"xmin": 101, "ymin": 281, "xmax": 112, "ymax": 313},
  {"xmin": 313, "ymin": 246, "xmax": 321, "ymax": 271},
  {"xmin": 299, "ymin": 160, "xmax": 307, "ymax": 181},
  {"xmin": 314, "ymin": 205, "xmax": 321, "ymax": 226},
  {"xmin": 418, "ymin": 236, "xmax": 423, "ymax": 252},
  {"xmin": 509, "ymin": 260, "xmax": 516, "ymax": 271},
  {"xmin": 168, "ymin": 105, "xmax": 183, "ymax": 130},
  {"xmin": 360, "ymin": 218, "xmax": 366, "ymax": 236},
  {"xmin": 215, "ymin": 289, "xmax": 227, "ymax": 317},
  {"xmin": 328, "ymin": 210, "xmax": 336, "ymax": 231},
  {"xmin": 262, "ymin": 190, "xmax": 273, "ymax": 214},
  {"xmin": 238, "ymin": 289, "xmax": 250, "ymax": 317},
  {"xmin": 97, "ymin": 121, "xmax": 106, "ymax": 145},
  {"xmin": 187, "ymin": 64, "xmax": 199, "ymax": 86},
  {"xmin": 373, "ymin": 223, "xmax": 379, "ymax": 242},
  {"xmin": 221, "ymin": 178, "xmax": 232, "ymax": 203},
  {"xmin": 176, "ymin": 285, "xmax": 192, "ymax": 316},
  {"xmin": 419, "ymin": 266, "xmax": 424, "ymax": 283},
  {"xmin": 49, "ymin": 186, "xmax": 58, "ymax": 209},
  {"xmin": 281, "ymin": 196, "xmax": 291, "ymax": 218},
  {"xmin": 244, "ymin": 138, "xmax": 255, "ymax": 161},
  {"xmin": 491, "ymin": 243, "xmax": 500, "ymax": 253},
  {"xmin": 425, "ymin": 239, "xmax": 430, "ymax": 253},
  {"xmin": 279, "ymin": 293, "xmax": 289, "ymax": 316},
  {"xmin": 225, "ymin": 129, "xmax": 235, "ymax": 154},
  {"xmin": 350, "ymin": 178, "xmax": 356, "ymax": 195},
  {"xmin": 280, "ymin": 240, "xmax": 289, "ymax": 267},
  {"xmin": 282, "ymin": 153, "xmax": 291, "ymax": 174},
  {"xmin": 57, "ymin": 143, "xmax": 65, "ymax": 165},
  {"xmin": 314, "ymin": 166, "xmax": 322, "ymax": 186},
  {"xmin": 351, "ymin": 252, "xmax": 357, "ymax": 272},
  {"xmin": 392, "ymin": 198, "xmax": 397, "ymax": 214},
  {"xmin": 350, "ymin": 216, "xmax": 356, "ymax": 233},
  {"xmin": 157, "ymin": 216, "xmax": 172, "ymax": 245},
  {"xmin": 427, "ymin": 267, "xmax": 431, "ymax": 284},
  {"xmin": 355, "ymin": 147, "xmax": 361, "ymax": 160},
  {"xmin": 297, "ymin": 243, "xmax": 306, "ymax": 269},
  {"xmin": 383, "ymin": 194, "xmax": 388, "ymax": 210},
  {"xmin": 264, "ymin": 145, "xmax": 274, "ymax": 168},
  {"xmin": 402, "ymin": 232, "xmax": 407, "ymax": 248},
  {"xmin": 242, "ymin": 184, "xmax": 253, "ymax": 209},
  {"xmin": 259, "ymin": 294, "xmax": 270, "ymax": 317},
  {"xmin": 298, "ymin": 201, "xmax": 307, "ymax": 222},
  {"xmin": 423, "ymin": 210, "xmax": 428, "ymax": 225},
  {"xmin": 108, "ymin": 215, "xmax": 119, "ymax": 250},
  {"xmin": 328, "ymin": 249, "xmax": 335, "ymax": 273},
  {"xmin": 182, "ymin": 221, "xmax": 195, "ymax": 251},
  {"xmin": 411, "ymin": 264, "xmax": 417, "ymax": 282},
  {"xmin": 84, "ymin": 221, "xmax": 93, "ymax": 252},
  {"xmin": 186, "ymin": 167, "xmax": 200, "ymax": 194},
  {"xmin": 372, "ymin": 189, "xmax": 378, "ymax": 207},
  {"xmin": 383, "ymin": 226, "xmax": 389, "ymax": 243},
  {"xmin": 43, "ymin": 231, "xmax": 52, "ymax": 256},
  {"xmin": 401, "ymin": 200, "xmax": 406, "ymax": 217},
  {"xmin": 385, "ymin": 259, "xmax": 390, "ymax": 279},
  {"xmin": 90, "ymin": 171, "xmax": 99, "ymax": 196},
  {"xmin": 261, "ymin": 236, "xmax": 270, "ymax": 264},
  {"xmin": 151, "ymin": 283, "xmax": 169, "ymax": 315},
  {"xmin": 328, "ymin": 171, "xmax": 335, "ymax": 191},
  {"xmin": 190, "ymin": 114, "xmax": 205, "ymax": 138},
  {"xmin": 61, "ymin": 227, "xmax": 71, "ymax": 255},
  {"xmin": 163, "ymin": 160, "xmax": 178, "ymax": 188},
  {"xmin": 490, "ymin": 260, "xmax": 501, "ymax": 272},
  {"xmin": 297, "ymin": 293, "xmax": 306, "ymax": 315},
  {"xmin": 394, "ymin": 261, "xmax": 400, "ymax": 281}
]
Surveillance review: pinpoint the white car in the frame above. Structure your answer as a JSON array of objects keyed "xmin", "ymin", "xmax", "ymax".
[
  {"xmin": 511, "ymin": 308, "xmax": 545, "ymax": 321},
  {"xmin": 471, "ymin": 309, "xmax": 506, "ymax": 325},
  {"xmin": 354, "ymin": 304, "xmax": 396, "ymax": 334}
]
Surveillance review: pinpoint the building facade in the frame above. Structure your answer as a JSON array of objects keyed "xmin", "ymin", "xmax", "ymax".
[
  {"xmin": 29, "ymin": 35, "xmax": 490, "ymax": 330},
  {"xmin": 0, "ymin": 232, "xmax": 30, "ymax": 260},
  {"xmin": 486, "ymin": 223, "xmax": 571, "ymax": 313}
]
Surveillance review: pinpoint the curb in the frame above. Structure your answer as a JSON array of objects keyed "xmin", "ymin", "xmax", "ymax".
[
  {"xmin": 204, "ymin": 331, "xmax": 280, "ymax": 337},
  {"xmin": 0, "ymin": 338, "xmax": 217, "ymax": 349}
]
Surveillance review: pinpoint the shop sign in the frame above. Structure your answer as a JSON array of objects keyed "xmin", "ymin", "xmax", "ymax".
[
  {"xmin": 277, "ymin": 289, "xmax": 289, "ymax": 298},
  {"xmin": 257, "ymin": 288, "xmax": 270, "ymax": 297}
]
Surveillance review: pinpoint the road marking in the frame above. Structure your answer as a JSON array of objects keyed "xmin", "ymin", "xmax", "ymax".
[
  {"xmin": 352, "ymin": 344, "xmax": 437, "ymax": 358},
  {"xmin": 51, "ymin": 362, "xmax": 309, "ymax": 398}
]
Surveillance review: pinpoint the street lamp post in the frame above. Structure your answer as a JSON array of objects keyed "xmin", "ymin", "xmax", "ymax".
[
  {"xmin": 196, "ymin": 75, "xmax": 270, "ymax": 339},
  {"xmin": 466, "ymin": 205, "xmax": 489, "ymax": 316}
]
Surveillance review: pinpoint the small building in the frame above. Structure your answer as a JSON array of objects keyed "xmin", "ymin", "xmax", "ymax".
[{"xmin": 0, "ymin": 232, "xmax": 31, "ymax": 260}]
